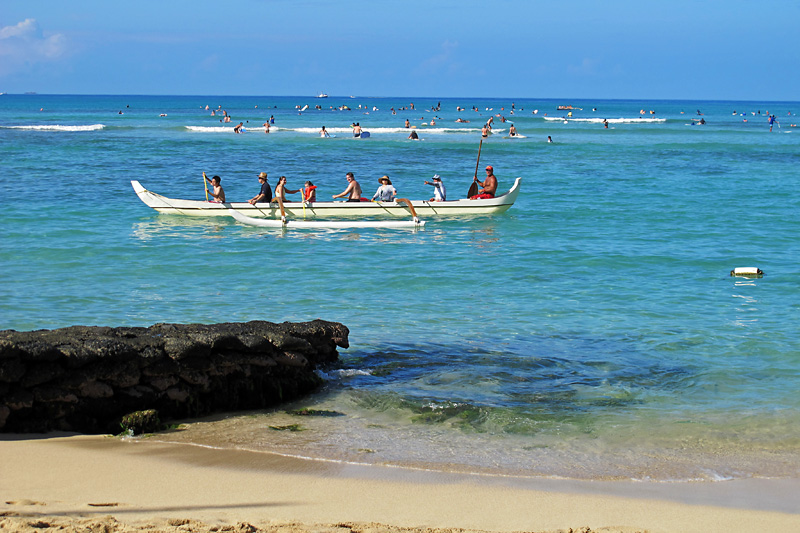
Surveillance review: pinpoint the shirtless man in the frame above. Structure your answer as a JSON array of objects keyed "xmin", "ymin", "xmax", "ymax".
[
  {"xmin": 471, "ymin": 166, "xmax": 498, "ymax": 199},
  {"xmin": 332, "ymin": 172, "xmax": 362, "ymax": 202},
  {"xmin": 204, "ymin": 173, "xmax": 226, "ymax": 203}
]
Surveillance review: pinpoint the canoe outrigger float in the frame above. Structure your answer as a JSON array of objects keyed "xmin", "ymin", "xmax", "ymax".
[
  {"xmin": 130, "ymin": 177, "xmax": 521, "ymax": 220},
  {"xmin": 226, "ymin": 198, "xmax": 425, "ymax": 229}
]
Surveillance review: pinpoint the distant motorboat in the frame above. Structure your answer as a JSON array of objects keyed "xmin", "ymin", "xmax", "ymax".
[{"xmin": 317, "ymin": 92, "xmax": 328, "ymax": 98}]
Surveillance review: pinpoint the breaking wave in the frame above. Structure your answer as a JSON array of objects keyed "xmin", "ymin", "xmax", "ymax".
[{"xmin": 2, "ymin": 124, "xmax": 106, "ymax": 132}]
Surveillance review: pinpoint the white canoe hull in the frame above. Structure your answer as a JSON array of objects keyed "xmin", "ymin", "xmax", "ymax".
[
  {"xmin": 227, "ymin": 207, "xmax": 425, "ymax": 229},
  {"xmin": 130, "ymin": 178, "xmax": 521, "ymax": 218}
]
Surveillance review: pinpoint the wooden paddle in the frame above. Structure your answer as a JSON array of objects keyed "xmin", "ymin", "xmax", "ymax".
[
  {"xmin": 202, "ymin": 172, "xmax": 209, "ymax": 202},
  {"xmin": 276, "ymin": 195, "xmax": 287, "ymax": 225},
  {"xmin": 467, "ymin": 139, "xmax": 482, "ymax": 197}
]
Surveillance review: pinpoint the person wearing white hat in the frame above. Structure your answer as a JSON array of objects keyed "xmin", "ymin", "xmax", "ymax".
[{"xmin": 424, "ymin": 174, "xmax": 446, "ymax": 202}]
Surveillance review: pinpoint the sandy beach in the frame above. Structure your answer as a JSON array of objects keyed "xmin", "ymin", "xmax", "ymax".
[{"xmin": 1, "ymin": 434, "xmax": 798, "ymax": 533}]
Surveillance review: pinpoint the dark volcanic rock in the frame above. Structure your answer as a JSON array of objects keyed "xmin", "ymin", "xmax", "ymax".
[{"xmin": 0, "ymin": 320, "xmax": 349, "ymax": 434}]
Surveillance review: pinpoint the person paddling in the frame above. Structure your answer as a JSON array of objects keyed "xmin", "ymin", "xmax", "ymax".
[
  {"xmin": 273, "ymin": 176, "xmax": 301, "ymax": 203},
  {"xmin": 332, "ymin": 172, "xmax": 363, "ymax": 202},
  {"xmin": 302, "ymin": 181, "xmax": 317, "ymax": 202},
  {"xmin": 372, "ymin": 176, "xmax": 397, "ymax": 202},
  {"xmin": 470, "ymin": 165, "xmax": 498, "ymax": 199},
  {"xmin": 249, "ymin": 172, "xmax": 272, "ymax": 205},
  {"xmin": 204, "ymin": 174, "xmax": 225, "ymax": 203}
]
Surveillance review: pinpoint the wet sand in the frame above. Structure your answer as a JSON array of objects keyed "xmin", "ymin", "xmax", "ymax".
[{"xmin": 1, "ymin": 433, "xmax": 799, "ymax": 532}]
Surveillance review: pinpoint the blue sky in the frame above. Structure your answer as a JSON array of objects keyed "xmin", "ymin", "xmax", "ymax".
[{"xmin": 1, "ymin": 0, "xmax": 798, "ymax": 100}]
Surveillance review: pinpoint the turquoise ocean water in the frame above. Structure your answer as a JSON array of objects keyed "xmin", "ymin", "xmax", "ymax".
[{"xmin": 2, "ymin": 94, "xmax": 799, "ymax": 481}]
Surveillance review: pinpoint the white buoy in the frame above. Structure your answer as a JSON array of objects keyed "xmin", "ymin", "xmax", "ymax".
[{"xmin": 730, "ymin": 267, "xmax": 763, "ymax": 277}]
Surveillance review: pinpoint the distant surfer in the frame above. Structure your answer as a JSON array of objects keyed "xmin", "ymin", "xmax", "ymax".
[
  {"xmin": 353, "ymin": 122, "xmax": 362, "ymax": 137},
  {"xmin": 408, "ymin": 130, "xmax": 419, "ymax": 140},
  {"xmin": 509, "ymin": 124, "xmax": 518, "ymax": 137},
  {"xmin": 320, "ymin": 126, "xmax": 330, "ymax": 138},
  {"xmin": 769, "ymin": 115, "xmax": 778, "ymax": 132},
  {"xmin": 234, "ymin": 122, "xmax": 244, "ymax": 134}
]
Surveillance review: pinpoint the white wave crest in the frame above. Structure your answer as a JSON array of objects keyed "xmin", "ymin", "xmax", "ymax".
[
  {"xmin": 315, "ymin": 368, "xmax": 373, "ymax": 380},
  {"xmin": 3, "ymin": 124, "xmax": 105, "ymax": 131},
  {"xmin": 285, "ymin": 126, "xmax": 480, "ymax": 134},
  {"xmin": 184, "ymin": 125, "xmax": 288, "ymax": 133},
  {"xmin": 185, "ymin": 125, "xmax": 485, "ymax": 135},
  {"xmin": 542, "ymin": 117, "xmax": 666, "ymax": 124}
]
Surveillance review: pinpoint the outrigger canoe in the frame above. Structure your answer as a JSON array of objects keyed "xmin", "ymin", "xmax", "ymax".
[{"xmin": 130, "ymin": 178, "xmax": 521, "ymax": 218}]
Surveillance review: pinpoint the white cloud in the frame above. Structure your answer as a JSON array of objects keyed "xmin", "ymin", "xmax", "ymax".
[{"xmin": 0, "ymin": 19, "xmax": 68, "ymax": 75}]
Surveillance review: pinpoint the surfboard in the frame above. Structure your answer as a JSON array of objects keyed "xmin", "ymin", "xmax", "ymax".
[{"xmin": 360, "ymin": 131, "xmax": 370, "ymax": 138}]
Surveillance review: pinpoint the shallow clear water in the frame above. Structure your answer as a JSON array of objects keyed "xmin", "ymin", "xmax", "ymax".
[{"xmin": 2, "ymin": 95, "xmax": 799, "ymax": 480}]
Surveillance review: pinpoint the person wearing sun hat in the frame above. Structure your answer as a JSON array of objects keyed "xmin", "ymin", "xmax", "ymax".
[
  {"xmin": 249, "ymin": 172, "xmax": 273, "ymax": 204},
  {"xmin": 372, "ymin": 175, "xmax": 397, "ymax": 202},
  {"xmin": 470, "ymin": 165, "xmax": 497, "ymax": 199}
]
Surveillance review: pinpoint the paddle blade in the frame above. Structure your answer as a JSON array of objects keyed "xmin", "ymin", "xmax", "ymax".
[{"xmin": 467, "ymin": 181, "xmax": 479, "ymax": 198}]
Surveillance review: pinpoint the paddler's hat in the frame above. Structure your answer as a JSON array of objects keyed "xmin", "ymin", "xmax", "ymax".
[
  {"xmin": 432, "ymin": 174, "xmax": 442, "ymax": 181},
  {"xmin": 485, "ymin": 165, "xmax": 493, "ymax": 172},
  {"xmin": 258, "ymin": 172, "xmax": 268, "ymax": 180},
  {"xmin": 378, "ymin": 176, "xmax": 392, "ymax": 185}
]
